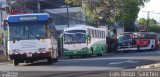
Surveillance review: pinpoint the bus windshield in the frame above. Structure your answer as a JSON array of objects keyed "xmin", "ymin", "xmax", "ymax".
[
  {"xmin": 64, "ymin": 33, "xmax": 86, "ymax": 44},
  {"xmin": 117, "ymin": 34, "xmax": 132, "ymax": 44},
  {"xmin": 9, "ymin": 22, "xmax": 47, "ymax": 41}
]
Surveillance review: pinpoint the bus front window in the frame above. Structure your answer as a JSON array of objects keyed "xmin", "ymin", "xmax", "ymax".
[
  {"xmin": 64, "ymin": 33, "xmax": 86, "ymax": 44},
  {"xmin": 117, "ymin": 34, "xmax": 132, "ymax": 44},
  {"xmin": 9, "ymin": 22, "xmax": 47, "ymax": 41},
  {"xmin": 64, "ymin": 34, "xmax": 74, "ymax": 44},
  {"xmin": 75, "ymin": 33, "xmax": 86, "ymax": 43}
]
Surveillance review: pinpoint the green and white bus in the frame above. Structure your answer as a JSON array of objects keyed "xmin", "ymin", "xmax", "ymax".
[{"xmin": 63, "ymin": 25, "xmax": 106, "ymax": 58}]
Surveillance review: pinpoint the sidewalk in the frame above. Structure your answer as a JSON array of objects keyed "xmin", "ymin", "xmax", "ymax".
[
  {"xmin": 136, "ymin": 62, "xmax": 160, "ymax": 69},
  {"xmin": 0, "ymin": 55, "xmax": 10, "ymax": 65}
]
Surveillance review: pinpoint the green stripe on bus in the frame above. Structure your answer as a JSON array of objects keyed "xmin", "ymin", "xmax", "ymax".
[
  {"xmin": 89, "ymin": 40, "xmax": 106, "ymax": 54},
  {"xmin": 64, "ymin": 50, "xmax": 92, "ymax": 56},
  {"xmin": 63, "ymin": 40, "xmax": 106, "ymax": 56}
]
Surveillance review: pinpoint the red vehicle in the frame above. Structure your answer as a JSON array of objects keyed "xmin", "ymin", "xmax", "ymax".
[{"xmin": 113, "ymin": 32, "xmax": 159, "ymax": 52}]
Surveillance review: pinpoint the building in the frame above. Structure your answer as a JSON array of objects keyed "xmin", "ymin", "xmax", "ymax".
[
  {"xmin": 7, "ymin": 0, "xmax": 124, "ymax": 34},
  {"xmin": 0, "ymin": 0, "xmax": 9, "ymax": 30},
  {"xmin": 7, "ymin": 0, "xmax": 85, "ymax": 32}
]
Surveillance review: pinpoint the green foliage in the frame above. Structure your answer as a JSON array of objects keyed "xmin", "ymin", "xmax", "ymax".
[
  {"xmin": 138, "ymin": 18, "xmax": 146, "ymax": 25},
  {"xmin": 137, "ymin": 18, "xmax": 159, "ymax": 33},
  {"xmin": 137, "ymin": 18, "xmax": 157, "ymax": 26},
  {"xmin": 150, "ymin": 25, "xmax": 160, "ymax": 33},
  {"xmin": 149, "ymin": 18, "xmax": 157, "ymax": 26},
  {"xmin": 65, "ymin": 0, "xmax": 149, "ymax": 29},
  {"xmin": 0, "ymin": 30, "xmax": 7, "ymax": 44}
]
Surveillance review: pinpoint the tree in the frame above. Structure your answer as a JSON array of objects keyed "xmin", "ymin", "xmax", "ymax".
[
  {"xmin": 0, "ymin": 30, "xmax": 7, "ymax": 45},
  {"xmin": 150, "ymin": 25, "xmax": 160, "ymax": 33},
  {"xmin": 149, "ymin": 18, "xmax": 157, "ymax": 26},
  {"xmin": 137, "ymin": 18, "xmax": 159, "ymax": 32},
  {"xmin": 137, "ymin": 18, "xmax": 157, "ymax": 26},
  {"xmin": 138, "ymin": 18, "xmax": 146, "ymax": 25},
  {"xmin": 65, "ymin": 0, "xmax": 149, "ymax": 30}
]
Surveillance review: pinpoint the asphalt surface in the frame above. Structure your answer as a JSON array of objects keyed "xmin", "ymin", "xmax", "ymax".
[{"xmin": 1, "ymin": 50, "xmax": 160, "ymax": 77}]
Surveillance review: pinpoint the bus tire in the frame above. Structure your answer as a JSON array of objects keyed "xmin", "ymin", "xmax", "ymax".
[
  {"xmin": 91, "ymin": 47, "xmax": 94, "ymax": 54},
  {"xmin": 53, "ymin": 58, "xmax": 58, "ymax": 63},
  {"xmin": 47, "ymin": 57, "xmax": 53, "ymax": 64},
  {"xmin": 69, "ymin": 56, "xmax": 73, "ymax": 59},
  {"xmin": 13, "ymin": 60, "xmax": 19, "ymax": 66},
  {"xmin": 123, "ymin": 51, "xmax": 128, "ymax": 53},
  {"xmin": 97, "ymin": 53, "xmax": 103, "ymax": 56},
  {"xmin": 102, "ymin": 47, "xmax": 104, "ymax": 51},
  {"xmin": 137, "ymin": 46, "xmax": 140, "ymax": 52},
  {"xmin": 151, "ymin": 45, "xmax": 154, "ymax": 51},
  {"xmin": 97, "ymin": 51, "xmax": 103, "ymax": 56}
]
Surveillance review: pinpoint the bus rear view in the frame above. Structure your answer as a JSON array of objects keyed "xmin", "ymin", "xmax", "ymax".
[{"xmin": 7, "ymin": 13, "xmax": 58, "ymax": 65}]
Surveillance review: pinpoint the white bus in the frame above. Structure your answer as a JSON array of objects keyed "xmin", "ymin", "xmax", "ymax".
[
  {"xmin": 7, "ymin": 13, "xmax": 58, "ymax": 65},
  {"xmin": 63, "ymin": 25, "xmax": 106, "ymax": 58}
]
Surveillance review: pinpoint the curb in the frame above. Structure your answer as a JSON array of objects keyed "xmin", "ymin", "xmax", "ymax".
[{"xmin": 136, "ymin": 63, "xmax": 160, "ymax": 69}]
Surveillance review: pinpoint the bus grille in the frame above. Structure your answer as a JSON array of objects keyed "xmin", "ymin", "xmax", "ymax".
[{"xmin": 22, "ymin": 42, "xmax": 36, "ymax": 48}]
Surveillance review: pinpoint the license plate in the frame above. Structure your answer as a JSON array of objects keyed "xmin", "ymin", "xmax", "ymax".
[{"xmin": 27, "ymin": 54, "xmax": 32, "ymax": 57}]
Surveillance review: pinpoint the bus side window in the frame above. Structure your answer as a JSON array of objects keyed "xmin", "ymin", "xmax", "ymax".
[
  {"xmin": 92, "ymin": 30, "xmax": 94, "ymax": 37},
  {"xmin": 88, "ymin": 29, "xmax": 90, "ymax": 35},
  {"xmin": 96, "ymin": 30, "xmax": 98, "ymax": 38},
  {"xmin": 101, "ymin": 31, "xmax": 102, "ymax": 38},
  {"xmin": 102, "ymin": 31, "xmax": 104, "ymax": 38},
  {"xmin": 98, "ymin": 31, "xmax": 100, "ymax": 38}
]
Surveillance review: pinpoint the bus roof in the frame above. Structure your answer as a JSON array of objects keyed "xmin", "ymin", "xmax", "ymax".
[
  {"xmin": 64, "ymin": 24, "xmax": 106, "ymax": 32},
  {"xmin": 7, "ymin": 13, "xmax": 50, "ymax": 23}
]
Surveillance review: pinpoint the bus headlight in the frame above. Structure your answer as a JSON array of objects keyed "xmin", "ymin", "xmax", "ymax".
[
  {"xmin": 81, "ymin": 47, "xmax": 88, "ymax": 50},
  {"xmin": 13, "ymin": 49, "xmax": 20, "ymax": 52},
  {"xmin": 40, "ymin": 39, "xmax": 45, "ymax": 42}
]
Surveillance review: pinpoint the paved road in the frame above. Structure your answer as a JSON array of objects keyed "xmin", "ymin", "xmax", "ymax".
[{"xmin": 1, "ymin": 50, "xmax": 160, "ymax": 77}]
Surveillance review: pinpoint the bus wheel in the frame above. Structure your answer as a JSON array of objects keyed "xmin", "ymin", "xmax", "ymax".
[
  {"xmin": 97, "ymin": 51, "xmax": 103, "ymax": 56},
  {"xmin": 47, "ymin": 57, "xmax": 53, "ymax": 64},
  {"xmin": 13, "ymin": 60, "xmax": 19, "ymax": 66},
  {"xmin": 69, "ymin": 56, "xmax": 73, "ymax": 59},
  {"xmin": 137, "ymin": 46, "xmax": 140, "ymax": 52},
  {"xmin": 102, "ymin": 47, "xmax": 104, "ymax": 52},
  {"xmin": 91, "ymin": 47, "xmax": 94, "ymax": 54},
  {"xmin": 81, "ymin": 55, "xmax": 88, "ymax": 58},
  {"xmin": 151, "ymin": 45, "xmax": 154, "ymax": 51},
  {"xmin": 53, "ymin": 58, "xmax": 58, "ymax": 63},
  {"xmin": 123, "ymin": 51, "xmax": 128, "ymax": 53},
  {"xmin": 88, "ymin": 54, "xmax": 92, "ymax": 57},
  {"xmin": 97, "ymin": 53, "xmax": 103, "ymax": 56}
]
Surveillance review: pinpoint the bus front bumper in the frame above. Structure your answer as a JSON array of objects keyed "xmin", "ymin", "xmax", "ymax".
[
  {"xmin": 64, "ymin": 50, "xmax": 91, "ymax": 56},
  {"xmin": 117, "ymin": 48, "xmax": 137, "ymax": 51},
  {"xmin": 9, "ymin": 52, "xmax": 51, "ymax": 60}
]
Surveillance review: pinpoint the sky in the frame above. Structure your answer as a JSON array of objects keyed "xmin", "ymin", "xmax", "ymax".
[{"xmin": 138, "ymin": 0, "xmax": 160, "ymax": 22}]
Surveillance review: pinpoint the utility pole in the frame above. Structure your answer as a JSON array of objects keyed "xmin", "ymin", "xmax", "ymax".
[
  {"xmin": 37, "ymin": 2, "xmax": 41, "ymax": 13},
  {"xmin": 143, "ymin": 11, "xmax": 153, "ymax": 32},
  {"xmin": 0, "ymin": 3, "xmax": 2, "ymax": 27},
  {"xmin": 67, "ymin": 5, "xmax": 69, "ymax": 28}
]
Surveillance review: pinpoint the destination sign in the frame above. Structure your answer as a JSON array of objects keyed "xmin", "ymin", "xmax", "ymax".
[{"xmin": 19, "ymin": 16, "xmax": 37, "ymax": 21}]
